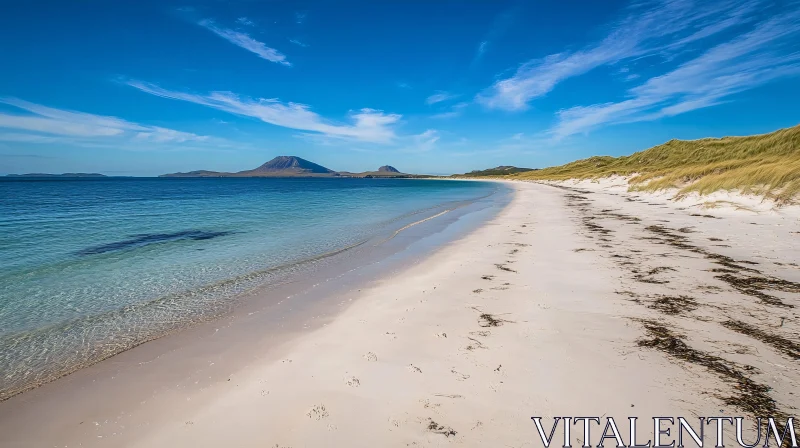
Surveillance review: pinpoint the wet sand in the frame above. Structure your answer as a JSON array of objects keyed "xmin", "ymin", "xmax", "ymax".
[{"xmin": 1, "ymin": 181, "xmax": 798, "ymax": 447}]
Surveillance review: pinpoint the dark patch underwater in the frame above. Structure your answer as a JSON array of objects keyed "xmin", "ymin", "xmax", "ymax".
[{"xmin": 77, "ymin": 230, "xmax": 234, "ymax": 255}]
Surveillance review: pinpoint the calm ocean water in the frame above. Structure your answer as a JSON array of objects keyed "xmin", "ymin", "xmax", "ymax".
[{"xmin": 0, "ymin": 177, "xmax": 499, "ymax": 399}]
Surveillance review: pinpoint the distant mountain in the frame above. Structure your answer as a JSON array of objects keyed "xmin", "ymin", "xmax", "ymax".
[
  {"xmin": 160, "ymin": 157, "xmax": 433, "ymax": 178},
  {"xmin": 455, "ymin": 166, "xmax": 537, "ymax": 177},
  {"xmin": 5, "ymin": 173, "xmax": 107, "ymax": 178},
  {"xmin": 161, "ymin": 156, "xmax": 337, "ymax": 178},
  {"xmin": 245, "ymin": 156, "xmax": 335, "ymax": 175}
]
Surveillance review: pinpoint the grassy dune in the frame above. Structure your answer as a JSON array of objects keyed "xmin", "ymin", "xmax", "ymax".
[{"xmin": 513, "ymin": 124, "xmax": 800, "ymax": 203}]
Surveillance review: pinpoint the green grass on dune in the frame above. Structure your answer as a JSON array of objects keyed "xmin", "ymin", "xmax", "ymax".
[{"xmin": 513, "ymin": 124, "xmax": 800, "ymax": 203}]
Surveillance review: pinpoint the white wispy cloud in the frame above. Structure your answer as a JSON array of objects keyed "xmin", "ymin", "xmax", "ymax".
[
  {"xmin": 477, "ymin": 41, "xmax": 488, "ymax": 57},
  {"xmin": 425, "ymin": 91, "xmax": 459, "ymax": 105},
  {"xmin": 0, "ymin": 98, "xmax": 210, "ymax": 145},
  {"xmin": 134, "ymin": 127, "xmax": 210, "ymax": 143},
  {"xmin": 0, "ymin": 133, "xmax": 65, "ymax": 144},
  {"xmin": 477, "ymin": 0, "xmax": 764, "ymax": 111},
  {"xmin": 236, "ymin": 17, "xmax": 254, "ymax": 26},
  {"xmin": 432, "ymin": 102, "xmax": 469, "ymax": 119},
  {"xmin": 471, "ymin": 5, "xmax": 519, "ymax": 66},
  {"xmin": 289, "ymin": 39, "xmax": 308, "ymax": 47},
  {"xmin": 416, "ymin": 129, "xmax": 439, "ymax": 148},
  {"xmin": 397, "ymin": 129, "xmax": 440, "ymax": 153},
  {"xmin": 199, "ymin": 19, "xmax": 290, "ymax": 66},
  {"xmin": 550, "ymin": 8, "xmax": 800, "ymax": 138},
  {"xmin": 127, "ymin": 81, "xmax": 401, "ymax": 143}
]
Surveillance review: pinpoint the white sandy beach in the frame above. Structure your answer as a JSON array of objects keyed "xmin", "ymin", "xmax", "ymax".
[{"xmin": 2, "ymin": 181, "xmax": 799, "ymax": 447}]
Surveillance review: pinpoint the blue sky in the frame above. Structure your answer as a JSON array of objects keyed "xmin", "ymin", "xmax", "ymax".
[{"xmin": 1, "ymin": 0, "xmax": 799, "ymax": 176}]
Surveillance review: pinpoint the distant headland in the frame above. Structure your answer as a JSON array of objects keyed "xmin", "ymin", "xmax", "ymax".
[
  {"xmin": 4, "ymin": 173, "xmax": 107, "ymax": 178},
  {"xmin": 159, "ymin": 156, "xmax": 433, "ymax": 178},
  {"xmin": 453, "ymin": 166, "xmax": 536, "ymax": 177}
]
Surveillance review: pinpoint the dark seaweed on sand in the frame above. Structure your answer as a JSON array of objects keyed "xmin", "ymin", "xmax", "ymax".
[
  {"xmin": 636, "ymin": 320, "xmax": 789, "ymax": 424},
  {"xmin": 643, "ymin": 224, "xmax": 797, "ymax": 308},
  {"xmin": 479, "ymin": 313, "xmax": 503, "ymax": 327},
  {"xmin": 722, "ymin": 320, "xmax": 800, "ymax": 360},
  {"xmin": 715, "ymin": 274, "xmax": 797, "ymax": 308},
  {"xmin": 647, "ymin": 295, "xmax": 697, "ymax": 315}
]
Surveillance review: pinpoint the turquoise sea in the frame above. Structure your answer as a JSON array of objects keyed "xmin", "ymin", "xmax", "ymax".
[{"xmin": 0, "ymin": 177, "xmax": 501, "ymax": 399}]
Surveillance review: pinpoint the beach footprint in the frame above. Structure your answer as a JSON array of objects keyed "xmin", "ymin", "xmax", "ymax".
[
  {"xmin": 451, "ymin": 369, "xmax": 470, "ymax": 381},
  {"xmin": 407, "ymin": 364, "xmax": 422, "ymax": 373},
  {"xmin": 306, "ymin": 404, "xmax": 329, "ymax": 420},
  {"xmin": 427, "ymin": 419, "xmax": 457, "ymax": 438},
  {"xmin": 488, "ymin": 381, "xmax": 503, "ymax": 392},
  {"xmin": 464, "ymin": 337, "xmax": 486, "ymax": 351}
]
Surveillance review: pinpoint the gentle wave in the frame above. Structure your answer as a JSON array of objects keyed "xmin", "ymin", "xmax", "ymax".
[{"xmin": 389, "ymin": 210, "xmax": 450, "ymax": 239}]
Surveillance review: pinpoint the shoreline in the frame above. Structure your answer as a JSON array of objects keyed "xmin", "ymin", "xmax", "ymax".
[
  {"xmin": 0, "ymin": 181, "xmax": 513, "ymax": 446},
  {"xmin": 1, "ymin": 180, "xmax": 798, "ymax": 447},
  {"xmin": 0, "ymin": 179, "xmax": 508, "ymax": 402}
]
